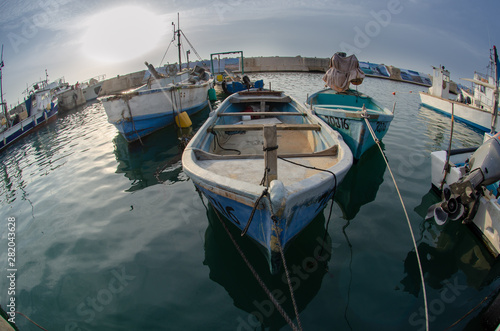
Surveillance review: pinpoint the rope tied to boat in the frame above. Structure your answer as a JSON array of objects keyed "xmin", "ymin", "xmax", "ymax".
[
  {"xmin": 124, "ymin": 98, "xmax": 143, "ymax": 146},
  {"xmin": 362, "ymin": 115, "xmax": 429, "ymax": 331},
  {"xmin": 241, "ymin": 188, "xmax": 268, "ymax": 237},
  {"xmin": 263, "ymin": 145, "xmax": 279, "ymax": 152}
]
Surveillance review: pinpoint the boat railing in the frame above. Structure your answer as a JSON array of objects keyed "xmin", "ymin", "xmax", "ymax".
[
  {"xmin": 217, "ymin": 112, "xmax": 307, "ymax": 117},
  {"xmin": 314, "ymin": 105, "xmax": 362, "ymax": 110}
]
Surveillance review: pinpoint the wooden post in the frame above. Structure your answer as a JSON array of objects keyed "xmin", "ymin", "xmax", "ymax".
[{"xmin": 263, "ymin": 125, "xmax": 278, "ymax": 186}]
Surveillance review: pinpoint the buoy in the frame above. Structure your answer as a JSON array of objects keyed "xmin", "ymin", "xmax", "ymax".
[
  {"xmin": 175, "ymin": 111, "xmax": 192, "ymax": 128},
  {"xmin": 208, "ymin": 88, "xmax": 217, "ymax": 101}
]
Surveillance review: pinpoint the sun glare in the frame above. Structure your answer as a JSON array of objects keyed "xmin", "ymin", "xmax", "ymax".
[{"xmin": 81, "ymin": 6, "xmax": 166, "ymax": 63}]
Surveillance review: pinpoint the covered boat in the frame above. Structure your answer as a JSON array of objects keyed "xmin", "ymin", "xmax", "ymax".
[
  {"xmin": 306, "ymin": 52, "xmax": 393, "ymax": 159},
  {"xmin": 182, "ymin": 90, "xmax": 353, "ymax": 272}
]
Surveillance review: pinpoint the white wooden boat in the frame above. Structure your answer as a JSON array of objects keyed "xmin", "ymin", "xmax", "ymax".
[
  {"xmin": 101, "ymin": 69, "xmax": 211, "ymax": 142},
  {"xmin": 182, "ymin": 90, "xmax": 353, "ymax": 272},
  {"xmin": 419, "ymin": 47, "xmax": 500, "ymax": 133},
  {"xmin": 428, "ymin": 132, "xmax": 500, "ymax": 257}
]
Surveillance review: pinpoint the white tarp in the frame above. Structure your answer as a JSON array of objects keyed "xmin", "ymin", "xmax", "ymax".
[{"xmin": 323, "ymin": 53, "xmax": 365, "ymax": 92}]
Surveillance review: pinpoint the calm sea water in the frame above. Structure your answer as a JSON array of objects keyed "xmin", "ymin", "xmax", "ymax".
[{"xmin": 1, "ymin": 73, "xmax": 498, "ymax": 331}]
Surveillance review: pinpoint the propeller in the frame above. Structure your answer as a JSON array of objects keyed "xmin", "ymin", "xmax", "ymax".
[{"xmin": 426, "ymin": 184, "xmax": 466, "ymax": 225}]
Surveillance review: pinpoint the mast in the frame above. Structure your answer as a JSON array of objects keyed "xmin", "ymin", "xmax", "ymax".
[
  {"xmin": 0, "ymin": 44, "xmax": 9, "ymax": 129},
  {"xmin": 177, "ymin": 13, "xmax": 182, "ymax": 72},
  {"xmin": 491, "ymin": 45, "xmax": 499, "ymax": 134}
]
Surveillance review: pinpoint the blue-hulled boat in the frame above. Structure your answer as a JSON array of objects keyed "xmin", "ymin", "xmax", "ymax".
[
  {"xmin": 182, "ymin": 90, "xmax": 353, "ymax": 273},
  {"xmin": 100, "ymin": 68, "xmax": 212, "ymax": 142},
  {"xmin": 0, "ymin": 52, "xmax": 59, "ymax": 152},
  {"xmin": 306, "ymin": 88, "xmax": 394, "ymax": 159},
  {"xmin": 221, "ymin": 76, "xmax": 264, "ymax": 95},
  {"xmin": 306, "ymin": 52, "xmax": 393, "ymax": 159}
]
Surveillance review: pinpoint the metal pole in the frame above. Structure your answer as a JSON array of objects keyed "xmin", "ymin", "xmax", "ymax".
[
  {"xmin": 241, "ymin": 51, "xmax": 244, "ymax": 75},
  {"xmin": 177, "ymin": 13, "xmax": 182, "ymax": 72},
  {"xmin": 0, "ymin": 44, "xmax": 9, "ymax": 128},
  {"xmin": 491, "ymin": 46, "xmax": 499, "ymax": 134}
]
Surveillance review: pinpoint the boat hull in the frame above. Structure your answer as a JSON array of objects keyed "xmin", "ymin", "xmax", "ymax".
[
  {"xmin": 102, "ymin": 82, "xmax": 210, "ymax": 142},
  {"xmin": 192, "ymin": 165, "xmax": 343, "ymax": 271},
  {"xmin": 0, "ymin": 103, "xmax": 59, "ymax": 151},
  {"xmin": 420, "ymin": 92, "xmax": 500, "ymax": 132}
]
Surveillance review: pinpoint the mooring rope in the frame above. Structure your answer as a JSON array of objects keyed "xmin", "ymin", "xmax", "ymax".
[
  {"xmin": 362, "ymin": 113, "xmax": 429, "ymax": 331},
  {"xmin": 272, "ymin": 220, "xmax": 304, "ymax": 331},
  {"xmin": 444, "ymin": 283, "xmax": 500, "ymax": 330},
  {"xmin": 211, "ymin": 207, "xmax": 300, "ymax": 331},
  {"xmin": 14, "ymin": 311, "xmax": 48, "ymax": 330}
]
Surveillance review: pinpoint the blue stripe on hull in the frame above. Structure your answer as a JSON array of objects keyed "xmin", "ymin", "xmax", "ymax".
[
  {"xmin": 0, "ymin": 105, "xmax": 59, "ymax": 152},
  {"xmin": 114, "ymin": 101, "xmax": 208, "ymax": 142},
  {"xmin": 421, "ymin": 103, "xmax": 490, "ymax": 132}
]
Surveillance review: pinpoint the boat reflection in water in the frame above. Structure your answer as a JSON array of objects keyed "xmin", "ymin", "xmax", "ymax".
[
  {"xmin": 112, "ymin": 127, "xmax": 191, "ymax": 192},
  {"xmin": 334, "ymin": 144, "xmax": 387, "ymax": 220},
  {"xmin": 202, "ymin": 200, "xmax": 333, "ymax": 329}
]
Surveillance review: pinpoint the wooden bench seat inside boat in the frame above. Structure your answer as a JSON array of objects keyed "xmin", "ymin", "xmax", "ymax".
[{"xmin": 208, "ymin": 123, "xmax": 321, "ymax": 132}]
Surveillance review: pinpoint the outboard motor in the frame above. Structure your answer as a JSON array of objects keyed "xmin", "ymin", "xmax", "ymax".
[{"xmin": 427, "ymin": 134, "xmax": 500, "ymax": 224}]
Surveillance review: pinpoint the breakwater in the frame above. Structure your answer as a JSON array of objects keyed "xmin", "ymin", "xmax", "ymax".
[{"xmin": 95, "ymin": 56, "xmax": 452, "ymax": 97}]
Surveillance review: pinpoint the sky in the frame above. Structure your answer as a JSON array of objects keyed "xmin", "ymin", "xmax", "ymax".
[{"xmin": 0, "ymin": 0, "xmax": 498, "ymax": 107}]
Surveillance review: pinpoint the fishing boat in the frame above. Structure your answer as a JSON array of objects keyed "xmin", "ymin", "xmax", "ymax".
[
  {"xmin": 306, "ymin": 52, "xmax": 394, "ymax": 159},
  {"xmin": 427, "ymin": 132, "xmax": 500, "ymax": 257},
  {"xmin": 100, "ymin": 16, "xmax": 213, "ymax": 142},
  {"xmin": 419, "ymin": 46, "xmax": 500, "ymax": 133},
  {"xmin": 210, "ymin": 51, "xmax": 264, "ymax": 95},
  {"xmin": 182, "ymin": 89, "xmax": 353, "ymax": 272},
  {"xmin": 0, "ymin": 49, "xmax": 59, "ymax": 152}
]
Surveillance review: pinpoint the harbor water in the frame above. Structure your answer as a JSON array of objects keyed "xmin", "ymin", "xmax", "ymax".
[{"xmin": 0, "ymin": 73, "xmax": 498, "ymax": 330}]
